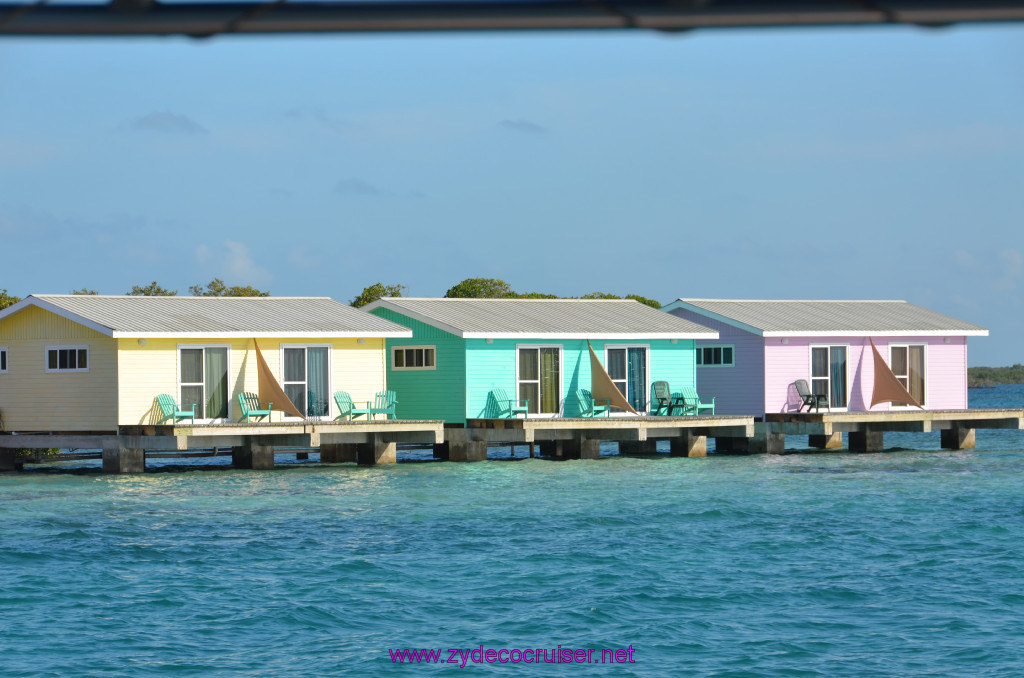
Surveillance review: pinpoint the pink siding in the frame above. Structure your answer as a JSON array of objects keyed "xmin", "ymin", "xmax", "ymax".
[
  {"xmin": 667, "ymin": 308, "xmax": 764, "ymax": 416},
  {"xmin": 764, "ymin": 336, "xmax": 968, "ymax": 413}
]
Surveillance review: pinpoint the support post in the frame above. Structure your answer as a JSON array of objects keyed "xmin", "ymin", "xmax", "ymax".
[
  {"xmin": 102, "ymin": 441, "xmax": 145, "ymax": 474},
  {"xmin": 713, "ymin": 437, "xmax": 748, "ymax": 454},
  {"xmin": 809, "ymin": 433, "xmax": 843, "ymax": 450},
  {"xmin": 561, "ymin": 437, "xmax": 600, "ymax": 460},
  {"xmin": 432, "ymin": 442, "xmax": 450, "ymax": 460},
  {"xmin": 619, "ymin": 440, "xmax": 659, "ymax": 455},
  {"xmin": 940, "ymin": 427, "xmax": 976, "ymax": 450},
  {"xmin": 357, "ymin": 435, "xmax": 397, "ymax": 465},
  {"xmin": 848, "ymin": 430, "xmax": 884, "ymax": 453},
  {"xmin": 320, "ymin": 443, "xmax": 358, "ymax": 463},
  {"xmin": 232, "ymin": 441, "xmax": 275, "ymax": 469},
  {"xmin": 539, "ymin": 440, "xmax": 561, "ymax": 458},
  {"xmin": 296, "ymin": 451, "xmax": 309, "ymax": 460},
  {"xmin": 748, "ymin": 431, "xmax": 785, "ymax": 454},
  {"xmin": 0, "ymin": 450, "xmax": 22, "ymax": 472},
  {"xmin": 670, "ymin": 431, "xmax": 707, "ymax": 458},
  {"xmin": 449, "ymin": 441, "xmax": 487, "ymax": 462}
]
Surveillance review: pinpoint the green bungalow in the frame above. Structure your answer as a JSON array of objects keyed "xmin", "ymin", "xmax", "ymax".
[{"xmin": 364, "ymin": 298, "xmax": 718, "ymax": 422}]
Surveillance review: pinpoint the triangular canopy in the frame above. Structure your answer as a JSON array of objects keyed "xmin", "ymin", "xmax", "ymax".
[
  {"xmin": 254, "ymin": 339, "xmax": 305, "ymax": 419},
  {"xmin": 869, "ymin": 338, "xmax": 923, "ymax": 409},
  {"xmin": 588, "ymin": 341, "xmax": 638, "ymax": 415}
]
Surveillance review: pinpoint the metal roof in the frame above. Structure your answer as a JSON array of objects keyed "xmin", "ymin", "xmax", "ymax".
[
  {"xmin": 364, "ymin": 297, "xmax": 718, "ymax": 339},
  {"xmin": 0, "ymin": 295, "xmax": 413, "ymax": 338},
  {"xmin": 1, "ymin": 1, "xmax": 1023, "ymax": 37},
  {"xmin": 663, "ymin": 299, "xmax": 989, "ymax": 337}
]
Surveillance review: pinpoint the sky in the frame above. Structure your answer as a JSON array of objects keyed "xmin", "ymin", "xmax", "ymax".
[{"xmin": 0, "ymin": 22, "xmax": 1022, "ymax": 365}]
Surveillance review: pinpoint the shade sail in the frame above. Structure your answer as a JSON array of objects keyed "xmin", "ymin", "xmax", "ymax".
[
  {"xmin": 588, "ymin": 341, "xmax": 638, "ymax": 415},
  {"xmin": 869, "ymin": 338, "xmax": 923, "ymax": 409},
  {"xmin": 254, "ymin": 339, "xmax": 305, "ymax": 419}
]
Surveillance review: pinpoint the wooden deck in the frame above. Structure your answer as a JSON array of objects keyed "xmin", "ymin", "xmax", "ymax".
[
  {"xmin": 459, "ymin": 415, "xmax": 754, "ymax": 443},
  {"xmin": 764, "ymin": 408, "xmax": 1024, "ymax": 435}
]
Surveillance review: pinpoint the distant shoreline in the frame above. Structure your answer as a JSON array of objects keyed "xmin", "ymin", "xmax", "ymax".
[{"xmin": 968, "ymin": 365, "xmax": 1024, "ymax": 388}]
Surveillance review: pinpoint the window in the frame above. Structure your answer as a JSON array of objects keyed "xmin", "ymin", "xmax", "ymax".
[
  {"xmin": 810, "ymin": 345, "xmax": 847, "ymax": 408},
  {"xmin": 179, "ymin": 346, "xmax": 229, "ymax": 420},
  {"xmin": 890, "ymin": 344, "xmax": 926, "ymax": 407},
  {"xmin": 517, "ymin": 346, "xmax": 561, "ymax": 415},
  {"xmin": 697, "ymin": 345, "xmax": 734, "ymax": 367},
  {"xmin": 392, "ymin": 346, "xmax": 436, "ymax": 371},
  {"xmin": 283, "ymin": 345, "xmax": 330, "ymax": 417},
  {"xmin": 0, "ymin": 347, "xmax": 7, "ymax": 373},
  {"xmin": 606, "ymin": 346, "xmax": 648, "ymax": 411},
  {"xmin": 46, "ymin": 346, "xmax": 89, "ymax": 373}
]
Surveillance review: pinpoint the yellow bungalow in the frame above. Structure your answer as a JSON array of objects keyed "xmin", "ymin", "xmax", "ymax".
[{"xmin": 0, "ymin": 295, "xmax": 412, "ymax": 432}]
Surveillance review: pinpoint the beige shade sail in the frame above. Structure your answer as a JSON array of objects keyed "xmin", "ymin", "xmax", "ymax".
[
  {"xmin": 254, "ymin": 339, "xmax": 305, "ymax": 419},
  {"xmin": 588, "ymin": 340, "xmax": 638, "ymax": 415},
  {"xmin": 869, "ymin": 338, "xmax": 923, "ymax": 409}
]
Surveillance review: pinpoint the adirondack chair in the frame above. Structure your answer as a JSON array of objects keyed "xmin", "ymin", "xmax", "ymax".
[
  {"xmin": 334, "ymin": 391, "xmax": 372, "ymax": 421},
  {"xmin": 575, "ymin": 389, "xmax": 610, "ymax": 417},
  {"xmin": 795, "ymin": 379, "xmax": 830, "ymax": 412},
  {"xmin": 156, "ymin": 394, "xmax": 196, "ymax": 425},
  {"xmin": 363, "ymin": 390, "xmax": 398, "ymax": 420},
  {"xmin": 237, "ymin": 392, "xmax": 273, "ymax": 422},
  {"xmin": 650, "ymin": 381, "xmax": 686, "ymax": 416},
  {"xmin": 489, "ymin": 388, "xmax": 529, "ymax": 419},
  {"xmin": 680, "ymin": 386, "xmax": 715, "ymax": 415}
]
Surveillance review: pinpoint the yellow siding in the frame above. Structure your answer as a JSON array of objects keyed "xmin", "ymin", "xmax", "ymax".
[
  {"xmin": 0, "ymin": 306, "xmax": 117, "ymax": 431},
  {"xmin": 117, "ymin": 337, "xmax": 388, "ymax": 425}
]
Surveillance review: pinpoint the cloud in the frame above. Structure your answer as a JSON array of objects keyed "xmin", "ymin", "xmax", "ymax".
[
  {"xmin": 335, "ymin": 177, "xmax": 423, "ymax": 199},
  {"xmin": 500, "ymin": 119, "xmax": 548, "ymax": 135},
  {"xmin": 195, "ymin": 244, "xmax": 213, "ymax": 263},
  {"xmin": 993, "ymin": 249, "xmax": 1023, "ymax": 293},
  {"xmin": 123, "ymin": 112, "xmax": 208, "ymax": 135},
  {"xmin": 223, "ymin": 241, "xmax": 272, "ymax": 286}
]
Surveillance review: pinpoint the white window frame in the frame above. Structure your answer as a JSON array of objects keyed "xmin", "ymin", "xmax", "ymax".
[
  {"xmin": 392, "ymin": 345, "xmax": 437, "ymax": 371},
  {"xmin": 177, "ymin": 344, "xmax": 233, "ymax": 423},
  {"xmin": 45, "ymin": 345, "xmax": 90, "ymax": 373},
  {"xmin": 808, "ymin": 344, "xmax": 850, "ymax": 411},
  {"xmin": 604, "ymin": 344, "xmax": 651, "ymax": 412},
  {"xmin": 0, "ymin": 347, "xmax": 7, "ymax": 374},
  {"xmin": 280, "ymin": 343, "xmax": 333, "ymax": 419},
  {"xmin": 889, "ymin": 343, "xmax": 927, "ymax": 409},
  {"xmin": 696, "ymin": 344, "xmax": 735, "ymax": 368},
  {"xmin": 515, "ymin": 344, "xmax": 564, "ymax": 417}
]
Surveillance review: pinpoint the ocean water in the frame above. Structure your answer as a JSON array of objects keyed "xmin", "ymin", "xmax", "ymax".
[{"xmin": 2, "ymin": 386, "xmax": 1024, "ymax": 676}]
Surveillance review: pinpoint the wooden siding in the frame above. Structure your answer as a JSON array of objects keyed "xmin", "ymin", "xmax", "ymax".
[
  {"xmin": 117, "ymin": 337, "xmax": 388, "ymax": 425},
  {"xmin": 466, "ymin": 338, "xmax": 697, "ymax": 419},
  {"xmin": 668, "ymin": 308, "xmax": 764, "ymax": 416},
  {"xmin": 764, "ymin": 335, "xmax": 970, "ymax": 414},
  {"xmin": 369, "ymin": 308, "xmax": 466, "ymax": 422},
  {"xmin": 0, "ymin": 305, "xmax": 117, "ymax": 431}
]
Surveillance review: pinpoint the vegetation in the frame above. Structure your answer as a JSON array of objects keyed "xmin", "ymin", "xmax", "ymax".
[
  {"xmin": 442, "ymin": 278, "xmax": 660, "ymax": 306},
  {"xmin": 189, "ymin": 278, "xmax": 270, "ymax": 297},
  {"xmin": 71, "ymin": 288, "xmax": 98, "ymax": 295},
  {"xmin": 128, "ymin": 282, "xmax": 177, "ymax": 296},
  {"xmin": 351, "ymin": 283, "xmax": 406, "ymax": 308},
  {"xmin": 0, "ymin": 289, "xmax": 20, "ymax": 310},
  {"xmin": 968, "ymin": 365, "xmax": 1024, "ymax": 388}
]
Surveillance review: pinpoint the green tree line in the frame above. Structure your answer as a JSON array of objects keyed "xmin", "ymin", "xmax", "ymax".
[{"xmin": 968, "ymin": 365, "xmax": 1024, "ymax": 388}]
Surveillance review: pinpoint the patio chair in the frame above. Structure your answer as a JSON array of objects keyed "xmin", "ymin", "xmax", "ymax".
[
  {"xmin": 237, "ymin": 392, "xmax": 273, "ymax": 422},
  {"xmin": 488, "ymin": 388, "xmax": 529, "ymax": 419},
  {"xmin": 680, "ymin": 386, "xmax": 715, "ymax": 415},
  {"xmin": 334, "ymin": 391, "xmax": 373, "ymax": 421},
  {"xmin": 156, "ymin": 394, "xmax": 196, "ymax": 425},
  {"xmin": 794, "ymin": 379, "xmax": 829, "ymax": 412},
  {"xmin": 650, "ymin": 381, "xmax": 686, "ymax": 416},
  {"xmin": 575, "ymin": 389, "xmax": 610, "ymax": 417}
]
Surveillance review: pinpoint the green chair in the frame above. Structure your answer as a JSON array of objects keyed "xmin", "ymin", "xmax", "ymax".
[
  {"xmin": 489, "ymin": 388, "xmax": 529, "ymax": 419},
  {"xmin": 156, "ymin": 394, "xmax": 196, "ymax": 425},
  {"xmin": 365, "ymin": 390, "xmax": 398, "ymax": 420},
  {"xmin": 575, "ymin": 389, "xmax": 610, "ymax": 417},
  {"xmin": 237, "ymin": 392, "xmax": 273, "ymax": 422},
  {"xmin": 680, "ymin": 386, "xmax": 715, "ymax": 415},
  {"xmin": 334, "ymin": 391, "xmax": 371, "ymax": 421},
  {"xmin": 794, "ymin": 379, "xmax": 829, "ymax": 412},
  {"xmin": 650, "ymin": 381, "xmax": 685, "ymax": 416}
]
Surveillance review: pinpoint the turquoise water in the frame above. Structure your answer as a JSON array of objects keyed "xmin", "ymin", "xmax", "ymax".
[{"xmin": 3, "ymin": 387, "xmax": 1024, "ymax": 676}]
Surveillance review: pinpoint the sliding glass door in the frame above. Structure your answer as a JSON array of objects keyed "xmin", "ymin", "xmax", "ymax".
[
  {"xmin": 606, "ymin": 346, "xmax": 648, "ymax": 411},
  {"xmin": 283, "ymin": 346, "xmax": 330, "ymax": 417},
  {"xmin": 518, "ymin": 346, "xmax": 561, "ymax": 415},
  {"xmin": 890, "ymin": 345, "xmax": 925, "ymax": 407},
  {"xmin": 810, "ymin": 345, "xmax": 848, "ymax": 409},
  {"xmin": 179, "ymin": 346, "xmax": 229, "ymax": 421}
]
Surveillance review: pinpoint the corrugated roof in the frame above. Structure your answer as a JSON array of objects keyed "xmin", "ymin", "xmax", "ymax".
[
  {"xmin": 665, "ymin": 299, "xmax": 988, "ymax": 337},
  {"xmin": 365, "ymin": 297, "xmax": 718, "ymax": 339},
  {"xmin": 0, "ymin": 295, "xmax": 413, "ymax": 338}
]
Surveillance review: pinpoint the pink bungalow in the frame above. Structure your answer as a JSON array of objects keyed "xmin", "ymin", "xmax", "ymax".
[{"xmin": 660, "ymin": 299, "xmax": 989, "ymax": 416}]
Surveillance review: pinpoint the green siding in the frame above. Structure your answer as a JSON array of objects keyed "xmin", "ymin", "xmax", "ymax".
[{"xmin": 369, "ymin": 307, "xmax": 466, "ymax": 422}]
